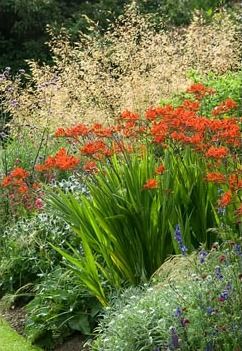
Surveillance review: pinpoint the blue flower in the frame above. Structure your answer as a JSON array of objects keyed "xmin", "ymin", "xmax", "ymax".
[
  {"xmin": 174, "ymin": 224, "xmax": 187, "ymax": 256},
  {"xmin": 207, "ymin": 306, "xmax": 214, "ymax": 315},
  {"xmin": 217, "ymin": 207, "xmax": 226, "ymax": 216},
  {"xmin": 218, "ymin": 288, "xmax": 229, "ymax": 302},
  {"xmin": 214, "ymin": 266, "xmax": 223, "ymax": 280},
  {"xmin": 199, "ymin": 249, "xmax": 208, "ymax": 264},
  {"xmin": 169, "ymin": 326, "xmax": 179, "ymax": 349},
  {"xmin": 234, "ymin": 244, "xmax": 242, "ymax": 256},
  {"xmin": 174, "ymin": 307, "xmax": 182, "ymax": 317}
]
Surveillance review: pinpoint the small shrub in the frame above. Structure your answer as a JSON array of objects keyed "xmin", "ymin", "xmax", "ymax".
[
  {"xmin": 0, "ymin": 210, "xmax": 78, "ymax": 298},
  {"xmin": 92, "ymin": 241, "xmax": 242, "ymax": 351}
]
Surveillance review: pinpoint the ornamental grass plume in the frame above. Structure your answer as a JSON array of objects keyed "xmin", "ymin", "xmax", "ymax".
[{"xmin": 0, "ymin": 4, "xmax": 241, "ymax": 135}]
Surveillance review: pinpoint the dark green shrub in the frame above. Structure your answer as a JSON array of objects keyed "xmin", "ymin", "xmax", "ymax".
[{"xmin": 0, "ymin": 211, "xmax": 79, "ymax": 297}]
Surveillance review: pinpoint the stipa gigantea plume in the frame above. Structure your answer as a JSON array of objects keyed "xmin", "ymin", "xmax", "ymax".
[{"xmin": 1, "ymin": 4, "xmax": 241, "ymax": 136}]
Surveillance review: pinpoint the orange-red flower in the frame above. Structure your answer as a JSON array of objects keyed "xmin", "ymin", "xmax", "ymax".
[
  {"xmin": 205, "ymin": 146, "xmax": 228, "ymax": 159},
  {"xmin": 120, "ymin": 110, "xmax": 139, "ymax": 121},
  {"xmin": 54, "ymin": 128, "xmax": 66, "ymax": 137},
  {"xmin": 83, "ymin": 161, "xmax": 98, "ymax": 173},
  {"xmin": 206, "ymin": 172, "xmax": 226, "ymax": 184},
  {"xmin": 155, "ymin": 164, "xmax": 165, "ymax": 175},
  {"xmin": 18, "ymin": 182, "xmax": 29, "ymax": 193},
  {"xmin": 181, "ymin": 99, "xmax": 200, "ymax": 112},
  {"xmin": 81, "ymin": 141, "xmax": 106, "ymax": 155},
  {"xmin": 218, "ymin": 190, "xmax": 232, "ymax": 208},
  {"xmin": 145, "ymin": 108, "xmax": 158, "ymax": 121},
  {"xmin": 212, "ymin": 98, "xmax": 237, "ymax": 116},
  {"xmin": 229, "ymin": 173, "xmax": 242, "ymax": 192},
  {"xmin": 186, "ymin": 83, "xmax": 215, "ymax": 100},
  {"xmin": 55, "ymin": 124, "xmax": 89, "ymax": 138},
  {"xmin": 143, "ymin": 178, "xmax": 158, "ymax": 189},
  {"xmin": 1, "ymin": 175, "xmax": 12, "ymax": 187},
  {"xmin": 10, "ymin": 167, "xmax": 29, "ymax": 179},
  {"xmin": 1, "ymin": 167, "xmax": 30, "ymax": 188},
  {"xmin": 91, "ymin": 124, "xmax": 113, "ymax": 138},
  {"xmin": 151, "ymin": 121, "xmax": 168, "ymax": 143},
  {"xmin": 35, "ymin": 148, "xmax": 79, "ymax": 172}
]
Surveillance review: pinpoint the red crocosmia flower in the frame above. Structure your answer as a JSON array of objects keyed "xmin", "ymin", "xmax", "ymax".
[
  {"xmin": 35, "ymin": 148, "xmax": 79, "ymax": 171},
  {"xmin": 181, "ymin": 99, "xmax": 200, "ymax": 112},
  {"xmin": 229, "ymin": 173, "xmax": 242, "ymax": 191},
  {"xmin": 186, "ymin": 83, "xmax": 215, "ymax": 99},
  {"xmin": 145, "ymin": 105, "xmax": 174, "ymax": 121},
  {"xmin": 54, "ymin": 148, "xmax": 80, "ymax": 170},
  {"xmin": 32, "ymin": 182, "xmax": 41, "ymax": 190},
  {"xmin": 1, "ymin": 176, "xmax": 12, "ymax": 187},
  {"xmin": 205, "ymin": 146, "xmax": 228, "ymax": 159},
  {"xmin": 218, "ymin": 190, "xmax": 232, "ymax": 208},
  {"xmin": 54, "ymin": 128, "xmax": 66, "ymax": 137},
  {"xmin": 145, "ymin": 108, "xmax": 158, "ymax": 121},
  {"xmin": 83, "ymin": 161, "xmax": 98, "ymax": 173},
  {"xmin": 212, "ymin": 98, "xmax": 237, "ymax": 116},
  {"xmin": 35, "ymin": 164, "xmax": 46, "ymax": 172},
  {"xmin": 143, "ymin": 179, "xmax": 158, "ymax": 189},
  {"xmin": 10, "ymin": 167, "xmax": 29, "ymax": 179},
  {"xmin": 208, "ymin": 118, "xmax": 241, "ymax": 146},
  {"xmin": 120, "ymin": 110, "xmax": 139, "ymax": 121},
  {"xmin": 206, "ymin": 172, "xmax": 226, "ymax": 184},
  {"xmin": 151, "ymin": 121, "xmax": 168, "ymax": 143},
  {"xmin": 121, "ymin": 121, "xmax": 138, "ymax": 137},
  {"xmin": 17, "ymin": 182, "xmax": 29, "ymax": 193},
  {"xmin": 65, "ymin": 124, "xmax": 89, "ymax": 137},
  {"xmin": 91, "ymin": 124, "xmax": 113, "ymax": 138},
  {"xmin": 155, "ymin": 164, "xmax": 165, "ymax": 175},
  {"xmin": 81, "ymin": 141, "xmax": 106, "ymax": 155}
]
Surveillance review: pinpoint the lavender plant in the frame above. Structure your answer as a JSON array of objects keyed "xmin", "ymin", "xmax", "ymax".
[{"xmin": 91, "ymin": 240, "xmax": 242, "ymax": 351}]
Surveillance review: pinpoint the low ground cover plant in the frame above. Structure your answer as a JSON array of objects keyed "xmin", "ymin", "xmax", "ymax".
[
  {"xmin": 91, "ymin": 240, "xmax": 242, "ymax": 351},
  {"xmin": 0, "ymin": 210, "xmax": 77, "ymax": 298}
]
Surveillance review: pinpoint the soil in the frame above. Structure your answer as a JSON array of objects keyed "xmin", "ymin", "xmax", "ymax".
[
  {"xmin": 1, "ymin": 305, "xmax": 26, "ymax": 334},
  {"xmin": 0, "ymin": 306, "xmax": 89, "ymax": 351},
  {"xmin": 54, "ymin": 335, "xmax": 89, "ymax": 351}
]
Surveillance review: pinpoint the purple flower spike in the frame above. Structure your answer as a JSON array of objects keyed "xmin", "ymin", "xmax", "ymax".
[
  {"xmin": 174, "ymin": 224, "xmax": 187, "ymax": 256},
  {"xmin": 214, "ymin": 266, "xmax": 223, "ymax": 280},
  {"xmin": 199, "ymin": 249, "xmax": 208, "ymax": 264},
  {"xmin": 169, "ymin": 326, "xmax": 179, "ymax": 349},
  {"xmin": 218, "ymin": 288, "xmax": 229, "ymax": 302},
  {"xmin": 234, "ymin": 244, "xmax": 242, "ymax": 256},
  {"xmin": 207, "ymin": 306, "xmax": 213, "ymax": 315},
  {"xmin": 205, "ymin": 342, "xmax": 213, "ymax": 351},
  {"xmin": 174, "ymin": 307, "xmax": 182, "ymax": 317}
]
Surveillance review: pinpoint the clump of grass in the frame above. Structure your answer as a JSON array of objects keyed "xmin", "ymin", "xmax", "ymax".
[{"xmin": 1, "ymin": 4, "xmax": 241, "ymax": 134}]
